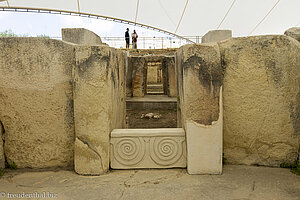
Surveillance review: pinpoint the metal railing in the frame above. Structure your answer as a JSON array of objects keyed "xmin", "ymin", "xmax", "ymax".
[{"xmin": 102, "ymin": 36, "xmax": 202, "ymax": 49}]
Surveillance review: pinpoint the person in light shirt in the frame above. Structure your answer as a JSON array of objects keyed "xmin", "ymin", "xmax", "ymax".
[{"xmin": 131, "ymin": 30, "xmax": 138, "ymax": 49}]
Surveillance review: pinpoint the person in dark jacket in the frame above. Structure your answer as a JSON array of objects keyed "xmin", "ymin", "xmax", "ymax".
[{"xmin": 125, "ymin": 28, "xmax": 130, "ymax": 48}]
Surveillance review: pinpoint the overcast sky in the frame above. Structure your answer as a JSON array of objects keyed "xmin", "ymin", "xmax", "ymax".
[
  {"xmin": 0, "ymin": 0, "xmax": 299, "ymax": 38},
  {"xmin": 0, "ymin": 12, "xmax": 165, "ymax": 38}
]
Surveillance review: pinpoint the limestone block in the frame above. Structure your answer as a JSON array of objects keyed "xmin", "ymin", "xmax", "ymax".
[
  {"xmin": 202, "ymin": 30, "xmax": 232, "ymax": 43},
  {"xmin": 186, "ymin": 89, "xmax": 223, "ymax": 174},
  {"xmin": 74, "ymin": 45, "xmax": 126, "ymax": 175},
  {"xmin": 0, "ymin": 38, "xmax": 75, "ymax": 168},
  {"xmin": 110, "ymin": 128, "xmax": 186, "ymax": 169},
  {"xmin": 176, "ymin": 43, "xmax": 223, "ymax": 174},
  {"xmin": 62, "ymin": 28, "xmax": 103, "ymax": 45},
  {"xmin": 176, "ymin": 43, "xmax": 223, "ymax": 128},
  {"xmin": 75, "ymin": 138, "xmax": 105, "ymax": 175},
  {"xmin": 220, "ymin": 35, "xmax": 300, "ymax": 166},
  {"xmin": 284, "ymin": 27, "xmax": 300, "ymax": 43}
]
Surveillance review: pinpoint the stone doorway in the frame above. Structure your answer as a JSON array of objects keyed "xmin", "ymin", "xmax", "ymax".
[
  {"xmin": 146, "ymin": 61, "xmax": 165, "ymax": 95},
  {"xmin": 126, "ymin": 54, "xmax": 177, "ymax": 129}
]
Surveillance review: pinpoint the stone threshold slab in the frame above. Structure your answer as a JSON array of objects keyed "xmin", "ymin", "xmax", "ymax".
[
  {"xmin": 126, "ymin": 95, "xmax": 177, "ymax": 102},
  {"xmin": 110, "ymin": 128, "xmax": 186, "ymax": 169},
  {"xmin": 111, "ymin": 128, "xmax": 184, "ymax": 137}
]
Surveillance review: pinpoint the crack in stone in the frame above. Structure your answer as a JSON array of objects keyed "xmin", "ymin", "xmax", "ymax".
[
  {"xmin": 16, "ymin": 184, "xmax": 44, "ymax": 189},
  {"xmin": 119, "ymin": 170, "xmax": 138, "ymax": 199},
  {"xmin": 252, "ymin": 181, "xmax": 256, "ymax": 191},
  {"xmin": 77, "ymin": 136, "xmax": 104, "ymax": 172},
  {"xmin": 125, "ymin": 170, "xmax": 185, "ymax": 188}
]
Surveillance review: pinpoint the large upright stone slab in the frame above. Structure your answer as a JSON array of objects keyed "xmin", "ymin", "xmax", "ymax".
[
  {"xmin": 202, "ymin": 30, "xmax": 232, "ymax": 43},
  {"xmin": 62, "ymin": 28, "xmax": 103, "ymax": 45},
  {"xmin": 0, "ymin": 38, "xmax": 75, "ymax": 168},
  {"xmin": 176, "ymin": 43, "xmax": 223, "ymax": 174},
  {"xmin": 74, "ymin": 45, "xmax": 126, "ymax": 175},
  {"xmin": 220, "ymin": 35, "xmax": 300, "ymax": 166}
]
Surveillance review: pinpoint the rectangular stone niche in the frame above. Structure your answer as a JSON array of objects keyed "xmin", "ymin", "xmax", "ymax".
[{"xmin": 110, "ymin": 128, "xmax": 186, "ymax": 169}]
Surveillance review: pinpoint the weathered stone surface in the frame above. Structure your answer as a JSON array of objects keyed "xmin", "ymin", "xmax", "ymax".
[
  {"xmin": 284, "ymin": 27, "xmax": 300, "ymax": 43},
  {"xmin": 62, "ymin": 28, "xmax": 103, "ymax": 45},
  {"xmin": 176, "ymin": 43, "xmax": 223, "ymax": 127},
  {"xmin": 220, "ymin": 35, "xmax": 300, "ymax": 166},
  {"xmin": 202, "ymin": 30, "xmax": 232, "ymax": 43},
  {"xmin": 146, "ymin": 65, "xmax": 158, "ymax": 83},
  {"xmin": 110, "ymin": 128, "xmax": 186, "ymax": 169},
  {"xmin": 0, "ymin": 38, "xmax": 75, "ymax": 168},
  {"xmin": 0, "ymin": 123, "xmax": 4, "ymax": 169},
  {"xmin": 75, "ymin": 138, "xmax": 104, "ymax": 175},
  {"xmin": 74, "ymin": 45, "xmax": 126, "ymax": 175},
  {"xmin": 176, "ymin": 43, "xmax": 223, "ymax": 174},
  {"xmin": 1, "ymin": 166, "xmax": 300, "ymax": 200},
  {"xmin": 130, "ymin": 57, "xmax": 146, "ymax": 97},
  {"xmin": 186, "ymin": 89, "xmax": 223, "ymax": 175},
  {"xmin": 164, "ymin": 57, "xmax": 177, "ymax": 97}
]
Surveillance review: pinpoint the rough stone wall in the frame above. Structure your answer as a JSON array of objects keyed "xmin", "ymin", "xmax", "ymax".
[
  {"xmin": 62, "ymin": 28, "xmax": 103, "ymax": 45},
  {"xmin": 73, "ymin": 46, "xmax": 126, "ymax": 175},
  {"xmin": 0, "ymin": 38, "xmax": 75, "ymax": 168},
  {"xmin": 220, "ymin": 35, "xmax": 300, "ymax": 166}
]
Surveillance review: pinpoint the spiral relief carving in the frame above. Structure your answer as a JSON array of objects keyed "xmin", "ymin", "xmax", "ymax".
[
  {"xmin": 113, "ymin": 137, "xmax": 145, "ymax": 166},
  {"xmin": 149, "ymin": 137, "xmax": 184, "ymax": 166}
]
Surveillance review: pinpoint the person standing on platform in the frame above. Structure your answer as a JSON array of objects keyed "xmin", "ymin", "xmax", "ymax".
[
  {"xmin": 125, "ymin": 28, "xmax": 130, "ymax": 48},
  {"xmin": 132, "ymin": 30, "xmax": 138, "ymax": 49}
]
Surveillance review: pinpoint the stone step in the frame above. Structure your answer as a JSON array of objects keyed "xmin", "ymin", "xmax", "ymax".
[
  {"xmin": 146, "ymin": 88, "xmax": 164, "ymax": 92},
  {"xmin": 147, "ymin": 91, "xmax": 165, "ymax": 95},
  {"xmin": 126, "ymin": 95, "xmax": 177, "ymax": 110},
  {"xmin": 147, "ymin": 84, "xmax": 163, "ymax": 90}
]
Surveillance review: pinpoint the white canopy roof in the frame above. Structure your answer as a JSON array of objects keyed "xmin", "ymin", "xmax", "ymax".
[{"xmin": 0, "ymin": 0, "xmax": 299, "ymax": 39}]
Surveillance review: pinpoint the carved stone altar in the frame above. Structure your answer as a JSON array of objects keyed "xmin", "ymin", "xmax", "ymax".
[{"xmin": 110, "ymin": 128, "xmax": 186, "ymax": 169}]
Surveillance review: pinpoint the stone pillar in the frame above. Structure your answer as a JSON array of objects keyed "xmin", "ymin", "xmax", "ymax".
[
  {"xmin": 73, "ymin": 45, "xmax": 126, "ymax": 175},
  {"xmin": 202, "ymin": 30, "xmax": 232, "ymax": 43},
  {"xmin": 163, "ymin": 56, "xmax": 176, "ymax": 97},
  {"xmin": 176, "ymin": 43, "xmax": 223, "ymax": 174},
  {"xmin": 131, "ymin": 57, "xmax": 146, "ymax": 97}
]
